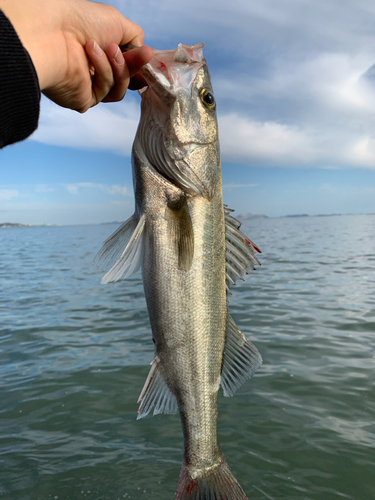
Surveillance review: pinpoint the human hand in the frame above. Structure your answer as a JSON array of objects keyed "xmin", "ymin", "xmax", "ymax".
[{"xmin": 0, "ymin": 0, "xmax": 153, "ymax": 112}]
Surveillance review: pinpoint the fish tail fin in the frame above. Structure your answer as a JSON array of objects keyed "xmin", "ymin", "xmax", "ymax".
[{"xmin": 175, "ymin": 456, "xmax": 248, "ymax": 500}]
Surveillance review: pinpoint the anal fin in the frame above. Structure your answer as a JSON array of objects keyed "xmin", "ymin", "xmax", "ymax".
[
  {"xmin": 221, "ymin": 315, "xmax": 262, "ymax": 397},
  {"xmin": 137, "ymin": 356, "xmax": 178, "ymax": 419}
]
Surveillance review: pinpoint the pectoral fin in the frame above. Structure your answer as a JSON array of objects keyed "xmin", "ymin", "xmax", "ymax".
[
  {"xmin": 167, "ymin": 195, "xmax": 194, "ymax": 271},
  {"xmin": 221, "ymin": 314, "xmax": 262, "ymax": 397},
  {"xmin": 94, "ymin": 214, "xmax": 146, "ymax": 284}
]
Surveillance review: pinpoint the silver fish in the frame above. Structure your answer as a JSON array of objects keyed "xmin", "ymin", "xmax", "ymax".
[{"xmin": 95, "ymin": 43, "xmax": 262, "ymax": 500}]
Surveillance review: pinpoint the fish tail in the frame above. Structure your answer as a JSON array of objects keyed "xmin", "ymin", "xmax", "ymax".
[{"xmin": 175, "ymin": 456, "xmax": 248, "ymax": 500}]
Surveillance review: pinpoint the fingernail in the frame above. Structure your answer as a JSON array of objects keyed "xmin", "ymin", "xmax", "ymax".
[
  {"xmin": 93, "ymin": 41, "xmax": 104, "ymax": 57},
  {"xmin": 113, "ymin": 46, "xmax": 124, "ymax": 65}
]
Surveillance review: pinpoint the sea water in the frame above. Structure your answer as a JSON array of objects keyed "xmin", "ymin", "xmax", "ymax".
[{"xmin": 1, "ymin": 215, "xmax": 374, "ymax": 500}]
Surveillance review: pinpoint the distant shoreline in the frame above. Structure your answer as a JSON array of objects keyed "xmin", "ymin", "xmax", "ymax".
[
  {"xmin": 0, "ymin": 223, "xmax": 58, "ymax": 228},
  {"xmin": 238, "ymin": 212, "xmax": 375, "ymax": 220},
  {"xmin": 2, "ymin": 213, "xmax": 374, "ymax": 228}
]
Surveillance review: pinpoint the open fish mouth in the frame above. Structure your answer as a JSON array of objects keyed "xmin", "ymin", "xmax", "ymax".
[{"xmin": 141, "ymin": 43, "xmax": 206, "ymax": 98}]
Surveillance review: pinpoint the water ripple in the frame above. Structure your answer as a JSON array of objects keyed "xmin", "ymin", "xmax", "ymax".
[{"xmin": 1, "ymin": 216, "xmax": 375, "ymax": 499}]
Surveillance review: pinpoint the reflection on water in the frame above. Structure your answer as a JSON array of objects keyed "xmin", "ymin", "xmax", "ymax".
[{"xmin": 1, "ymin": 215, "xmax": 374, "ymax": 499}]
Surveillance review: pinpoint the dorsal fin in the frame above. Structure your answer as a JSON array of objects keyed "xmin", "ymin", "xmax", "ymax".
[{"xmin": 224, "ymin": 206, "xmax": 261, "ymax": 292}]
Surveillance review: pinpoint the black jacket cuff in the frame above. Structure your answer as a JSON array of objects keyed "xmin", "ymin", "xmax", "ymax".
[{"xmin": 0, "ymin": 10, "xmax": 41, "ymax": 148}]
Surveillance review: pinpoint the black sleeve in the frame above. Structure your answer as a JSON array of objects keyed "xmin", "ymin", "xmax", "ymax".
[{"xmin": 0, "ymin": 10, "xmax": 41, "ymax": 149}]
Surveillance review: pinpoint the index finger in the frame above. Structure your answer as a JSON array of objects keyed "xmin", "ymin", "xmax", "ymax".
[{"xmin": 122, "ymin": 45, "xmax": 153, "ymax": 78}]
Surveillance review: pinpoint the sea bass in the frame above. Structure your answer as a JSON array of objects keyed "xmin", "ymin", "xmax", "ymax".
[{"xmin": 95, "ymin": 43, "xmax": 262, "ymax": 500}]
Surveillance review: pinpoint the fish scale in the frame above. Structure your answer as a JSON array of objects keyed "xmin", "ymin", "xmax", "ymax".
[{"xmin": 95, "ymin": 43, "xmax": 262, "ymax": 499}]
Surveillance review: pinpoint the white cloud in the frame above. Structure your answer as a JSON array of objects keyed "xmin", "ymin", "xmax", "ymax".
[
  {"xmin": 220, "ymin": 52, "xmax": 375, "ymax": 112},
  {"xmin": 35, "ymin": 184, "xmax": 55, "ymax": 193},
  {"xmin": 0, "ymin": 189, "xmax": 19, "ymax": 201},
  {"xmin": 219, "ymin": 114, "xmax": 317, "ymax": 166},
  {"xmin": 31, "ymin": 96, "xmax": 140, "ymax": 156},
  {"xmin": 27, "ymin": 0, "xmax": 375, "ymax": 170},
  {"xmin": 111, "ymin": 0, "xmax": 375, "ymax": 56},
  {"xmin": 215, "ymin": 48, "xmax": 375, "ymax": 169},
  {"xmin": 64, "ymin": 183, "xmax": 128, "ymax": 196},
  {"xmin": 347, "ymin": 137, "xmax": 375, "ymax": 167}
]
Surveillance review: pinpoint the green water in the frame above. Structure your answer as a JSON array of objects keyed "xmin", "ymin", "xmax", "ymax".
[{"xmin": 1, "ymin": 215, "xmax": 374, "ymax": 499}]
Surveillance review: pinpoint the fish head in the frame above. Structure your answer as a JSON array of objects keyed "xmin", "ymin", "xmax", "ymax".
[{"xmin": 138, "ymin": 43, "xmax": 220, "ymax": 200}]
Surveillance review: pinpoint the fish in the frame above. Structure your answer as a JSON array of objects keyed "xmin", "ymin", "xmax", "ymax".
[{"xmin": 95, "ymin": 43, "xmax": 262, "ymax": 500}]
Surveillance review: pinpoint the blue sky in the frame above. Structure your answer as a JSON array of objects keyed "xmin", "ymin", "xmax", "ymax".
[{"xmin": 2, "ymin": 0, "xmax": 375, "ymax": 225}]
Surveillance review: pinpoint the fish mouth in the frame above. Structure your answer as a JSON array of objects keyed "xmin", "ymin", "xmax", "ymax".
[{"xmin": 138, "ymin": 43, "xmax": 206, "ymax": 107}]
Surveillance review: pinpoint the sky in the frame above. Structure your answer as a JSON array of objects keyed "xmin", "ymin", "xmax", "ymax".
[{"xmin": 2, "ymin": 0, "xmax": 375, "ymax": 225}]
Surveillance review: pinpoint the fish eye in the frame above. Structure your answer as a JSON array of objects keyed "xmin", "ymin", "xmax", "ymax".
[{"xmin": 200, "ymin": 89, "xmax": 216, "ymax": 110}]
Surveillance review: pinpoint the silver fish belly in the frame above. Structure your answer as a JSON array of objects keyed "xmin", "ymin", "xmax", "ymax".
[{"xmin": 95, "ymin": 43, "xmax": 262, "ymax": 500}]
